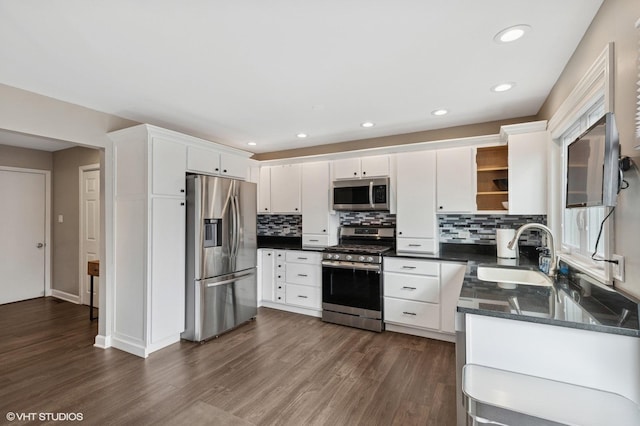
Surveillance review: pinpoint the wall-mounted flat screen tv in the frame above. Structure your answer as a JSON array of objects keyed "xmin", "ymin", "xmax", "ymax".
[{"xmin": 566, "ymin": 112, "xmax": 619, "ymax": 208}]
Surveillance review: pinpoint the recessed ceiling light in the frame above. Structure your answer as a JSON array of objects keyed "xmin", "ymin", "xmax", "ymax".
[
  {"xmin": 494, "ymin": 25, "xmax": 531, "ymax": 43},
  {"xmin": 491, "ymin": 82, "xmax": 515, "ymax": 92},
  {"xmin": 431, "ymin": 109, "xmax": 449, "ymax": 116},
  {"xmin": 361, "ymin": 122, "xmax": 375, "ymax": 128},
  {"xmin": 296, "ymin": 133, "xmax": 308, "ymax": 138},
  {"xmin": 247, "ymin": 142, "xmax": 257, "ymax": 146}
]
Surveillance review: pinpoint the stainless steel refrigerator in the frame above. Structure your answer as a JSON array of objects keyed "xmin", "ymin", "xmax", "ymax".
[{"xmin": 182, "ymin": 174, "xmax": 258, "ymax": 342}]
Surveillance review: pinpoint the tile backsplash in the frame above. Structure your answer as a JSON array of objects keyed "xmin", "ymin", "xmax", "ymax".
[
  {"xmin": 439, "ymin": 214, "xmax": 547, "ymax": 246},
  {"xmin": 339, "ymin": 211, "xmax": 396, "ymax": 226},
  {"xmin": 257, "ymin": 214, "xmax": 302, "ymax": 237}
]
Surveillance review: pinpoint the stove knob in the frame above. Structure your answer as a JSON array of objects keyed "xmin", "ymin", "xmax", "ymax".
[
  {"xmin": 324, "ymin": 253, "xmax": 332, "ymax": 259},
  {"xmin": 345, "ymin": 255, "xmax": 352, "ymax": 261},
  {"xmin": 358, "ymin": 256, "xmax": 365, "ymax": 262},
  {"xmin": 367, "ymin": 256, "xmax": 374, "ymax": 263},
  {"xmin": 333, "ymin": 254, "xmax": 340, "ymax": 260}
]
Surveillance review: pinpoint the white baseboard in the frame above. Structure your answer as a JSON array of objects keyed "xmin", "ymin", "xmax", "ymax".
[
  {"xmin": 51, "ymin": 289, "xmax": 80, "ymax": 304},
  {"xmin": 261, "ymin": 301, "xmax": 322, "ymax": 318},
  {"xmin": 94, "ymin": 334, "xmax": 111, "ymax": 349},
  {"xmin": 385, "ymin": 323, "xmax": 456, "ymax": 343},
  {"xmin": 111, "ymin": 336, "xmax": 148, "ymax": 358}
]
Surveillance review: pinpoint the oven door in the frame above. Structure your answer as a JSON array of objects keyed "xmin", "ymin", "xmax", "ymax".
[{"xmin": 322, "ymin": 261, "xmax": 382, "ymax": 311}]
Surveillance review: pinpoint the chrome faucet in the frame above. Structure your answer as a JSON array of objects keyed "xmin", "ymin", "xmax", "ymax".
[{"xmin": 507, "ymin": 223, "xmax": 557, "ymax": 277}]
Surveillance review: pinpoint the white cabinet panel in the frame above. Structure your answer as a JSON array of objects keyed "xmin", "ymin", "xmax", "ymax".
[
  {"xmin": 384, "ymin": 272, "xmax": 440, "ymax": 303},
  {"xmin": 258, "ymin": 167, "xmax": 271, "ymax": 213},
  {"xmin": 152, "ymin": 137, "xmax": 186, "ymax": 196},
  {"xmin": 187, "ymin": 145, "xmax": 221, "ymax": 175},
  {"xmin": 508, "ymin": 130, "xmax": 548, "ymax": 215},
  {"xmin": 437, "ymin": 147, "xmax": 475, "ymax": 213},
  {"xmin": 260, "ymin": 249, "xmax": 275, "ymax": 303},
  {"xmin": 269, "ymin": 165, "xmax": 301, "ymax": 214},
  {"xmin": 384, "ymin": 298, "xmax": 440, "ymax": 330},
  {"xmin": 150, "ymin": 197, "xmax": 186, "ymax": 344},
  {"xmin": 384, "ymin": 257, "xmax": 439, "ymax": 276},
  {"xmin": 284, "ymin": 250, "xmax": 322, "ymax": 265},
  {"xmin": 220, "ymin": 153, "xmax": 248, "ymax": 180},
  {"xmin": 333, "ymin": 156, "xmax": 390, "ymax": 179},
  {"xmin": 302, "ymin": 162, "xmax": 338, "ymax": 246},
  {"xmin": 361, "ymin": 155, "xmax": 389, "ymax": 178},
  {"xmin": 285, "ymin": 263, "xmax": 321, "ymax": 286},
  {"xmin": 285, "ymin": 283, "xmax": 321, "ymax": 309},
  {"xmin": 333, "ymin": 158, "xmax": 361, "ymax": 179},
  {"xmin": 396, "ymin": 151, "xmax": 437, "ymax": 253},
  {"xmin": 440, "ymin": 262, "xmax": 466, "ymax": 334}
]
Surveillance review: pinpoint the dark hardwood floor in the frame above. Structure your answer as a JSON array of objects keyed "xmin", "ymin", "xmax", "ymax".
[{"xmin": 0, "ymin": 298, "xmax": 456, "ymax": 425}]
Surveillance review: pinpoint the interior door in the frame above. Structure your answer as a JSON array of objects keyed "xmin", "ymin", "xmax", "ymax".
[
  {"xmin": 81, "ymin": 168, "xmax": 100, "ymax": 305},
  {"xmin": 0, "ymin": 169, "xmax": 46, "ymax": 304}
]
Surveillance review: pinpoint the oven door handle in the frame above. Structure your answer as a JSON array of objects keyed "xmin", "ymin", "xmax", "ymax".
[{"xmin": 322, "ymin": 260, "xmax": 381, "ymax": 272}]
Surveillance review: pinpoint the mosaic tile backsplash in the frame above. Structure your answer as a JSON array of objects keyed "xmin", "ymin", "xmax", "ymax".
[
  {"xmin": 257, "ymin": 214, "xmax": 302, "ymax": 237},
  {"xmin": 439, "ymin": 214, "xmax": 547, "ymax": 246},
  {"xmin": 339, "ymin": 211, "xmax": 396, "ymax": 226}
]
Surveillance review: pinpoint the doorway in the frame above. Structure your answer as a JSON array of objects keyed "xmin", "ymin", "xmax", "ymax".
[
  {"xmin": 0, "ymin": 167, "xmax": 50, "ymax": 304},
  {"xmin": 79, "ymin": 165, "xmax": 100, "ymax": 307}
]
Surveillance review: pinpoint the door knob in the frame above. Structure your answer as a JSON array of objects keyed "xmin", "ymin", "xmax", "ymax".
[{"xmin": 37, "ymin": 243, "xmax": 44, "ymax": 248}]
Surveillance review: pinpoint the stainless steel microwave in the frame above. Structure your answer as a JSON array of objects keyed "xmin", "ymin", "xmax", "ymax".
[{"xmin": 332, "ymin": 177, "xmax": 390, "ymax": 211}]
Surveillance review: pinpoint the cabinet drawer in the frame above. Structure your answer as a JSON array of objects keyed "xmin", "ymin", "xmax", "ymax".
[
  {"xmin": 384, "ymin": 273, "xmax": 440, "ymax": 303},
  {"xmin": 285, "ymin": 250, "xmax": 322, "ymax": 264},
  {"xmin": 285, "ymin": 284, "xmax": 321, "ymax": 309},
  {"xmin": 285, "ymin": 263, "xmax": 320, "ymax": 286},
  {"xmin": 384, "ymin": 258, "xmax": 439, "ymax": 276},
  {"xmin": 302, "ymin": 235, "xmax": 329, "ymax": 248},
  {"xmin": 384, "ymin": 297, "xmax": 440, "ymax": 330},
  {"xmin": 396, "ymin": 238, "xmax": 437, "ymax": 254},
  {"xmin": 275, "ymin": 290, "xmax": 286, "ymax": 304}
]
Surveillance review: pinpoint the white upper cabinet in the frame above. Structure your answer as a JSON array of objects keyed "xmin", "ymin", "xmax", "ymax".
[
  {"xmin": 152, "ymin": 137, "xmax": 187, "ymax": 196},
  {"xmin": 503, "ymin": 122, "xmax": 549, "ymax": 215},
  {"xmin": 269, "ymin": 164, "xmax": 301, "ymax": 214},
  {"xmin": 258, "ymin": 167, "xmax": 271, "ymax": 213},
  {"xmin": 301, "ymin": 162, "xmax": 338, "ymax": 247},
  {"xmin": 396, "ymin": 150, "xmax": 437, "ymax": 254},
  {"xmin": 333, "ymin": 155, "xmax": 389, "ymax": 179},
  {"xmin": 186, "ymin": 146, "xmax": 249, "ymax": 180},
  {"xmin": 436, "ymin": 147, "xmax": 475, "ymax": 213}
]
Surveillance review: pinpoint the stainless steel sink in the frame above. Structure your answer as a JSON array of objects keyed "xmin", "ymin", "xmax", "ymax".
[{"xmin": 477, "ymin": 266, "xmax": 553, "ymax": 287}]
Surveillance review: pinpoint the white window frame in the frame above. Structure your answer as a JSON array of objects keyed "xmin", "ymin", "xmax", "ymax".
[{"xmin": 548, "ymin": 43, "xmax": 614, "ymax": 284}]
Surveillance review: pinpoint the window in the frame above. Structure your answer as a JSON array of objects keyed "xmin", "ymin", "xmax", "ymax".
[{"xmin": 560, "ymin": 99, "xmax": 611, "ymax": 281}]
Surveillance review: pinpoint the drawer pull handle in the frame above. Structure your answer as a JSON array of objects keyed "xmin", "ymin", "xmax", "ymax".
[
  {"xmin": 297, "ymin": 274, "xmax": 308, "ymax": 277},
  {"xmin": 403, "ymin": 311, "xmax": 417, "ymax": 316},
  {"xmin": 309, "ymin": 239, "xmax": 319, "ymax": 242},
  {"xmin": 402, "ymin": 266, "xmax": 416, "ymax": 269},
  {"xmin": 298, "ymin": 295, "xmax": 308, "ymax": 299},
  {"xmin": 297, "ymin": 257, "xmax": 308, "ymax": 260},
  {"xmin": 402, "ymin": 286, "xmax": 417, "ymax": 290},
  {"xmin": 408, "ymin": 244, "xmax": 422, "ymax": 247}
]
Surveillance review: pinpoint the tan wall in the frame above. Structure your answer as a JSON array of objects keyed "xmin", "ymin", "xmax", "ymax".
[
  {"xmin": 253, "ymin": 116, "xmax": 537, "ymax": 161},
  {"xmin": 538, "ymin": 0, "xmax": 640, "ymax": 298},
  {"xmin": 0, "ymin": 144, "xmax": 52, "ymax": 170},
  {"xmin": 52, "ymin": 147, "xmax": 100, "ymax": 296}
]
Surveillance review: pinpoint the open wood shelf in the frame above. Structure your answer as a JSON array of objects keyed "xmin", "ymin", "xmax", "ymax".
[{"xmin": 476, "ymin": 145, "xmax": 509, "ymax": 211}]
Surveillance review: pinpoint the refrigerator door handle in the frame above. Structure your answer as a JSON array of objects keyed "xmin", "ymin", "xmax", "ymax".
[
  {"xmin": 203, "ymin": 269, "xmax": 256, "ymax": 288},
  {"xmin": 233, "ymin": 195, "xmax": 241, "ymax": 257},
  {"xmin": 230, "ymin": 195, "xmax": 239, "ymax": 258}
]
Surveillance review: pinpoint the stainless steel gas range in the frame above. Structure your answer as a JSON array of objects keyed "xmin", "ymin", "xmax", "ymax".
[{"xmin": 321, "ymin": 226, "xmax": 395, "ymax": 332}]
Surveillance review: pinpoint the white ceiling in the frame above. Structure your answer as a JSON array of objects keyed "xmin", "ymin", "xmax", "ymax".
[{"xmin": 0, "ymin": 0, "xmax": 603, "ymax": 154}]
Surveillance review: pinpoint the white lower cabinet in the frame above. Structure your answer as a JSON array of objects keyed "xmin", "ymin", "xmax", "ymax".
[
  {"xmin": 258, "ymin": 249, "xmax": 275, "ymax": 305},
  {"xmin": 383, "ymin": 257, "xmax": 466, "ymax": 341},
  {"xmin": 261, "ymin": 249, "xmax": 322, "ymax": 317}
]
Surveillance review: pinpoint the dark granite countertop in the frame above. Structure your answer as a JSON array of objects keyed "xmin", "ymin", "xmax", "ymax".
[
  {"xmin": 457, "ymin": 262, "xmax": 640, "ymax": 338},
  {"xmin": 257, "ymin": 236, "xmax": 323, "ymax": 252}
]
